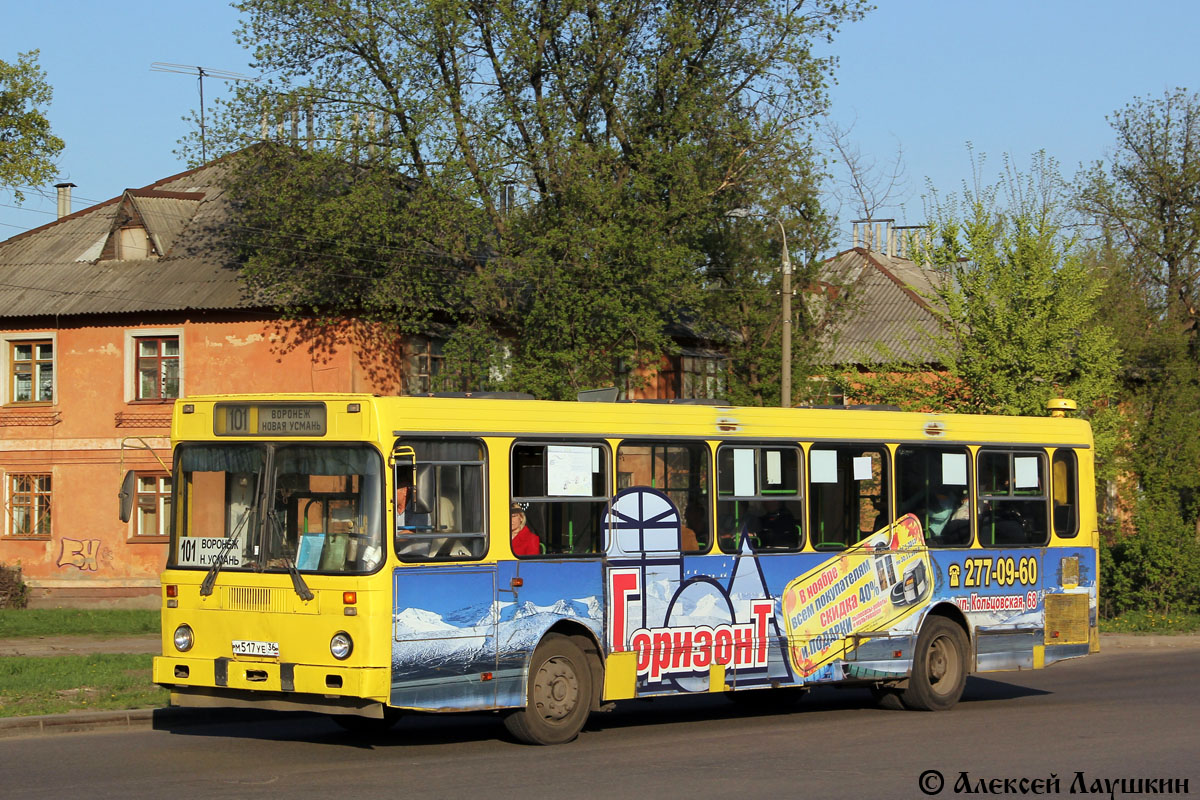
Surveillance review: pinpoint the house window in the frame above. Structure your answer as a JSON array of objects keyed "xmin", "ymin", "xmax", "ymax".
[
  {"xmin": 136, "ymin": 336, "xmax": 180, "ymax": 400},
  {"xmin": 6, "ymin": 474, "xmax": 51, "ymax": 537},
  {"xmin": 134, "ymin": 474, "xmax": 172, "ymax": 537},
  {"xmin": 117, "ymin": 226, "xmax": 153, "ymax": 260},
  {"xmin": 406, "ymin": 338, "xmax": 445, "ymax": 395},
  {"xmin": 679, "ymin": 355, "xmax": 725, "ymax": 400},
  {"xmin": 10, "ymin": 340, "xmax": 54, "ymax": 404}
]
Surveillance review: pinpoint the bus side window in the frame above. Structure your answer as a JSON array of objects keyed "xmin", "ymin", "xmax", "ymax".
[
  {"xmin": 715, "ymin": 444, "xmax": 803, "ymax": 554},
  {"xmin": 1052, "ymin": 449, "xmax": 1079, "ymax": 538},
  {"xmin": 512, "ymin": 441, "xmax": 609, "ymax": 556},
  {"xmin": 616, "ymin": 440, "xmax": 711, "ymax": 552},
  {"xmin": 896, "ymin": 445, "xmax": 972, "ymax": 547},
  {"xmin": 976, "ymin": 449, "xmax": 1048, "ymax": 547},
  {"xmin": 394, "ymin": 438, "xmax": 486, "ymax": 561},
  {"xmin": 809, "ymin": 445, "xmax": 891, "ymax": 550}
]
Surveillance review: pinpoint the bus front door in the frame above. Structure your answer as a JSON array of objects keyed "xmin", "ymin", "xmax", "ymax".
[{"xmin": 389, "ymin": 565, "xmax": 499, "ymax": 711}]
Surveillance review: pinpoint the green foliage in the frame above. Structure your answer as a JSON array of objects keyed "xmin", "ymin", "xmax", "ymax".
[
  {"xmin": 925, "ymin": 152, "xmax": 1118, "ymax": 418},
  {"xmin": 0, "ymin": 50, "xmax": 64, "ymax": 202},
  {"xmin": 0, "ymin": 608, "xmax": 160, "ymax": 638},
  {"xmin": 203, "ymin": 0, "xmax": 866, "ymax": 400},
  {"xmin": 0, "ymin": 562, "xmax": 28, "ymax": 609},
  {"xmin": 0, "ymin": 654, "xmax": 166, "ymax": 718},
  {"xmin": 840, "ymin": 152, "xmax": 1120, "ymax": 455},
  {"xmin": 1100, "ymin": 608, "xmax": 1200, "ymax": 633},
  {"xmin": 1078, "ymin": 89, "xmax": 1200, "ymax": 331},
  {"xmin": 1078, "ymin": 90, "xmax": 1200, "ymax": 616}
]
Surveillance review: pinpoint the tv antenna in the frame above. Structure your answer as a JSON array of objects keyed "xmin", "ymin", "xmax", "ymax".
[{"xmin": 151, "ymin": 63, "xmax": 256, "ymax": 162}]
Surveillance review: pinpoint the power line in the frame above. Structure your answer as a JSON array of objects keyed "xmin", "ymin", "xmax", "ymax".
[{"xmin": 151, "ymin": 63, "xmax": 257, "ymax": 162}]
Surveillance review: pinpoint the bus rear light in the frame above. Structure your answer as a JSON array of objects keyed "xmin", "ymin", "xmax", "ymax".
[
  {"xmin": 481, "ymin": 672, "xmax": 494, "ymax": 682},
  {"xmin": 165, "ymin": 585, "xmax": 178, "ymax": 598},
  {"xmin": 343, "ymin": 591, "xmax": 357, "ymax": 605}
]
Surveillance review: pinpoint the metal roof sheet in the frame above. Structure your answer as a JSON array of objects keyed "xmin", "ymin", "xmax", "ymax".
[
  {"xmin": 819, "ymin": 248, "xmax": 948, "ymax": 366},
  {"xmin": 0, "ymin": 161, "xmax": 255, "ymax": 318}
]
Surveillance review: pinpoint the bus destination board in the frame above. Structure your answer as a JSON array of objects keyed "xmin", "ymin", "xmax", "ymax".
[{"xmin": 214, "ymin": 403, "xmax": 327, "ymax": 436}]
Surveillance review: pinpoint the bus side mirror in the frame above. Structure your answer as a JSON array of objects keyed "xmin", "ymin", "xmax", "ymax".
[{"xmin": 118, "ymin": 470, "xmax": 136, "ymax": 523}]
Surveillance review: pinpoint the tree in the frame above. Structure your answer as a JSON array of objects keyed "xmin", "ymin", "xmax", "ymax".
[
  {"xmin": 1077, "ymin": 90, "xmax": 1200, "ymax": 614},
  {"xmin": 197, "ymin": 0, "xmax": 867, "ymax": 400},
  {"xmin": 1078, "ymin": 89, "xmax": 1200, "ymax": 335},
  {"xmin": 0, "ymin": 50, "xmax": 64, "ymax": 202},
  {"xmin": 842, "ymin": 152, "xmax": 1120, "ymax": 436}
]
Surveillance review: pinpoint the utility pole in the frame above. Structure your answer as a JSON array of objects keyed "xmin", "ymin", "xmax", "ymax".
[{"xmin": 727, "ymin": 209, "xmax": 793, "ymax": 407}]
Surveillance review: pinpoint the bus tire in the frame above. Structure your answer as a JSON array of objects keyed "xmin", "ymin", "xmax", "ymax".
[
  {"xmin": 504, "ymin": 633, "xmax": 592, "ymax": 745},
  {"xmin": 902, "ymin": 616, "xmax": 968, "ymax": 711}
]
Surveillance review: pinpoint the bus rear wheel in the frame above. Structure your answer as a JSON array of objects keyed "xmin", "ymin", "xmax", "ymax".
[
  {"xmin": 902, "ymin": 616, "xmax": 968, "ymax": 711},
  {"xmin": 504, "ymin": 633, "xmax": 593, "ymax": 745}
]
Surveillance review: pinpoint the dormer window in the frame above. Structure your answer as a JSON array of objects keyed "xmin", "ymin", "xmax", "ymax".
[
  {"xmin": 117, "ymin": 225, "xmax": 153, "ymax": 260},
  {"xmin": 97, "ymin": 189, "xmax": 204, "ymax": 262}
]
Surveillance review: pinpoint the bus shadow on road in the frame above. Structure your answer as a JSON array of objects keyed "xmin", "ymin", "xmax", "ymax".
[
  {"xmin": 961, "ymin": 675, "xmax": 1053, "ymax": 703},
  {"xmin": 151, "ymin": 676, "xmax": 1051, "ymax": 748}
]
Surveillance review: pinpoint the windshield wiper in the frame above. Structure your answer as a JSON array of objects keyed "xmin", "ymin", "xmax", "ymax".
[
  {"xmin": 200, "ymin": 508, "xmax": 251, "ymax": 597},
  {"xmin": 268, "ymin": 509, "xmax": 314, "ymax": 601}
]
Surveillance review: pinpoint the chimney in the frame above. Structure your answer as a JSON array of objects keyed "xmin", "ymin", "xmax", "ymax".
[{"xmin": 54, "ymin": 182, "xmax": 76, "ymax": 219}]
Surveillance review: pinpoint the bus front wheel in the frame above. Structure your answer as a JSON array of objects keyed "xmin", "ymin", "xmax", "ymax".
[
  {"xmin": 902, "ymin": 616, "xmax": 968, "ymax": 711},
  {"xmin": 504, "ymin": 633, "xmax": 593, "ymax": 745}
]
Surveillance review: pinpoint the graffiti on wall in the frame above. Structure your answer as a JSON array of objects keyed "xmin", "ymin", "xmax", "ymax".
[{"xmin": 57, "ymin": 538, "xmax": 102, "ymax": 571}]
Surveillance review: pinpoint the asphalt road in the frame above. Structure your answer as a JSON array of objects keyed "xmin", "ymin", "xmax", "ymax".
[{"xmin": 1, "ymin": 642, "xmax": 1196, "ymax": 800}]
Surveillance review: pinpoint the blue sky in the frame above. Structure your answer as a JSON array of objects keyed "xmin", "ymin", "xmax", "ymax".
[{"xmin": 2, "ymin": 1, "xmax": 1197, "ymax": 249}]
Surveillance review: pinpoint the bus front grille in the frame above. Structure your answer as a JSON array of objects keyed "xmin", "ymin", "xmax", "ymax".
[{"xmin": 225, "ymin": 586, "xmax": 288, "ymax": 613}]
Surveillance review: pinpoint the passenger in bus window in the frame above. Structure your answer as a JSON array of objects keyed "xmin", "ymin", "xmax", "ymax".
[
  {"xmin": 753, "ymin": 500, "xmax": 797, "ymax": 549},
  {"xmin": 510, "ymin": 504, "xmax": 540, "ymax": 556},
  {"xmin": 680, "ymin": 500, "xmax": 708, "ymax": 551}
]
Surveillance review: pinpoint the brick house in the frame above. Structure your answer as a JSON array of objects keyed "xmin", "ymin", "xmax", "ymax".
[
  {"xmin": 0, "ymin": 159, "xmax": 718, "ymax": 606},
  {"xmin": 813, "ymin": 221, "xmax": 948, "ymax": 406}
]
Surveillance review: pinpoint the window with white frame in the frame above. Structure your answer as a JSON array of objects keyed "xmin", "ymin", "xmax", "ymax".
[
  {"xmin": 6, "ymin": 474, "xmax": 52, "ymax": 538},
  {"xmin": 136, "ymin": 336, "xmax": 180, "ymax": 400},
  {"xmin": 134, "ymin": 473, "xmax": 172, "ymax": 537},
  {"xmin": 124, "ymin": 329, "xmax": 183, "ymax": 402},
  {"xmin": 8, "ymin": 339, "xmax": 54, "ymax": 404}
]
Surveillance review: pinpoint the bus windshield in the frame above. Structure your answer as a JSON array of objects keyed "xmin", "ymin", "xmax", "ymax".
[{"xmin": 170, "ymin": 442, "xmax": 384, "ymax": 575}]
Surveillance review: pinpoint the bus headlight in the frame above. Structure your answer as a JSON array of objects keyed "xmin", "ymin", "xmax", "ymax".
[
  {"xmin": 330, "ymin": 632, "xmax": 353, "ymax": 660},
  {"xmin": 173, "ymin": 624, "xmax": 194, "ymax": 652}
]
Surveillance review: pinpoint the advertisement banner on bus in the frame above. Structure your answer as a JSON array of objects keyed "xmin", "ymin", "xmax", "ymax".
[{"xmin": 782, "ymin": 514, "xmax": 932, "ymax": 677}]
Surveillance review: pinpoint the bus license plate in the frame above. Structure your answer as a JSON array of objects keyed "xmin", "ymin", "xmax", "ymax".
[{"xmin": 232, "ymin": 640, "xmax": 279, "ymax": 657}]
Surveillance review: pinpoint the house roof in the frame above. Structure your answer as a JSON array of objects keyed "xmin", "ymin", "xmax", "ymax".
[
  {"xmin": 0, "ymin": 159, "xmax": 255, "ymax": 318},
  {"xmin": 818, "ymin": 247, "xmax": 948, "ymax": 367}
]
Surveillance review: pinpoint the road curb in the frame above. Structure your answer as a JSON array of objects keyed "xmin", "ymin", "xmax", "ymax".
[{"xmin": 0, "ymin": 706, "xmax": 297, "ymax": 739}]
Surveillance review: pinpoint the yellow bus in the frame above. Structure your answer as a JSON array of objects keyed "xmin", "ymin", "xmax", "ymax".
[{"xmin": 132, "ymin": 393, "xmax": 1098, "ymax": 744}]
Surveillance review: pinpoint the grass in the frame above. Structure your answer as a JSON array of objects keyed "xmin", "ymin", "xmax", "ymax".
[
  {"xmin": 1100, "ymin": 610, "xmax": 1200, "ymax": 634},
  {"xmin": 0, "ymin": 654, "xmax": 167, "ymax": 718},
  {"xmin": 0, "ymin": 608, "xmax": 160, "ymax": 639}
]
